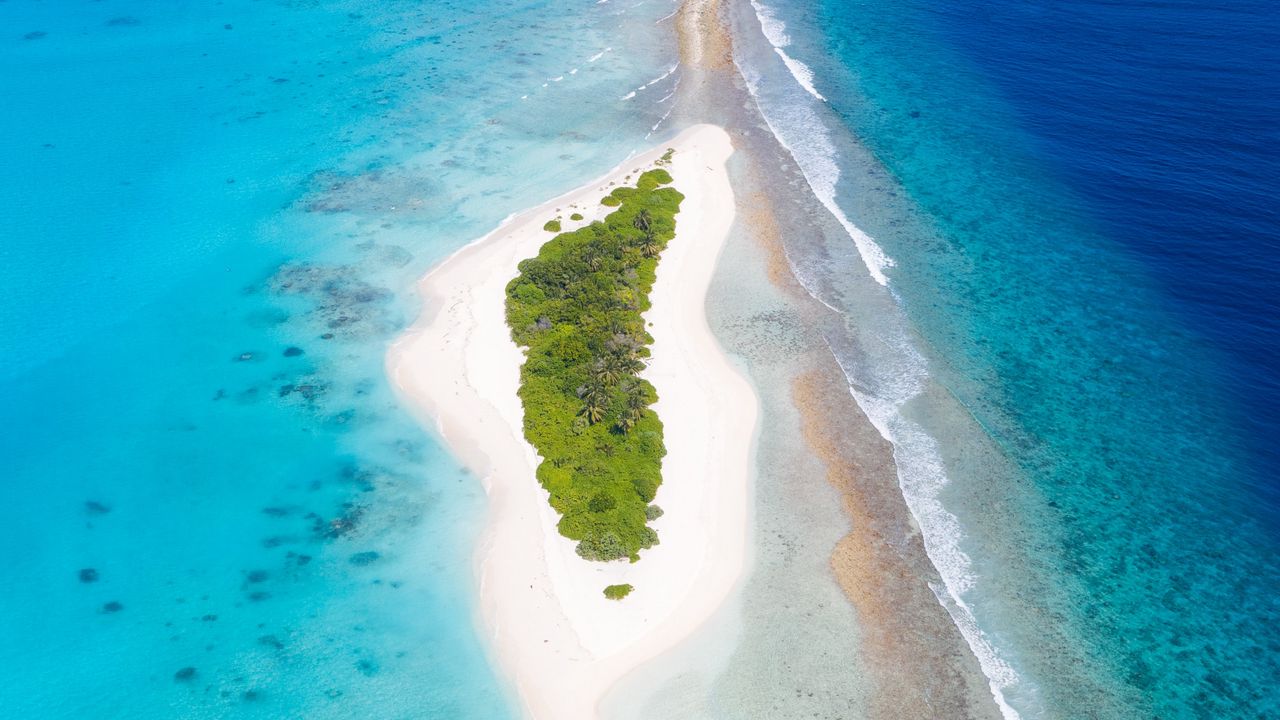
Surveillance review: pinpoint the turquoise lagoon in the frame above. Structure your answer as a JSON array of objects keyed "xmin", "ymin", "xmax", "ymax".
[{"xmin": 1, "ymin": 1, "xmax": 682, "ymax": 717}]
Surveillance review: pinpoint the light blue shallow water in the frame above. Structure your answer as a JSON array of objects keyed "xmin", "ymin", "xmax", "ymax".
[{"xmin": 0, "ymin": 1, "xmax": 680, "ymax": 716}]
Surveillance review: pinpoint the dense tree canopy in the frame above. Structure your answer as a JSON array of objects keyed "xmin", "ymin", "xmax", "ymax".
[{"xmin": 506, "ymin": 166, "xmax": 681, "ymax": 562}]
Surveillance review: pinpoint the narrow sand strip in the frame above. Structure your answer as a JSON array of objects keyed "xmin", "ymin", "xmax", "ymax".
[{"xmin": 387, "ymin": 124, "xmax": 755, "ymax": 719}]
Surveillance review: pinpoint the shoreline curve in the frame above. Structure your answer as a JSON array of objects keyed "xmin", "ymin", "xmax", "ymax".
[{"xmin": 386, "ymin": 123, "xmax": 756, "ymax": 720}]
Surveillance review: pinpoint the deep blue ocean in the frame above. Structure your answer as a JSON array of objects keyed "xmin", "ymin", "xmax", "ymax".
[
  {"xmin": 0, "ymin": 1, "xmax": 677, "ymax": 717},
  {"xmin": 750, "ymin": 0, "xmax": 1279, "ymax": 716}
]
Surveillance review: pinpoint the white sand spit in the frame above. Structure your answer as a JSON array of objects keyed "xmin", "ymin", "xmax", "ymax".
[{"xmin": 387, "ymin": 124, "xmax": 755, "ymax": 719}]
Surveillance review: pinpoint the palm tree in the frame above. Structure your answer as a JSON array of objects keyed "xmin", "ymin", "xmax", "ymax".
[
  {"xmin": 614, "ymin": 411, "xmax": 637, "ymax": 434},
  {"xmin": 632, "ymin": 209, "xmax": 661, "ymax": 257},
  {"xmin": 591, "ymin": 356, "xmax": 622, "ymax": 386},
  {"xmin": 620, "ymin": 354, "xmax": 643, "ymax": 376},
  {"xmin": 632, "ymin": 209, "xmax": 652, "ymax": 235},
  {"xmin": 580, "ymin": 399, "xmax": 607, "ymax": 425},
  {"xmin": 626, "ymin": 385, "xmax": 648, "ymax": 415},
  {"xmin": 612, "ymin": 381, "xmax": 648, "ymax": 434},
  {"xmin": 577, "ymin": 378, "xmax": 609, "ymax": 425}
]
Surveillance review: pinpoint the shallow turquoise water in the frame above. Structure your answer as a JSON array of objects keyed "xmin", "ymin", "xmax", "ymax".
[{"xmin": 0, "ymin": 1, "xmax": 680, "ymax": 716}]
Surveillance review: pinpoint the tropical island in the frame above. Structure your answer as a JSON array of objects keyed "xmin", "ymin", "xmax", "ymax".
[
  {"xmin": 505, "ymin": 165, "xmax": 683, "ymax": 564},
  {"xmin": 388, "ymin": 124, "xmax": 750, "ymax": 719}
]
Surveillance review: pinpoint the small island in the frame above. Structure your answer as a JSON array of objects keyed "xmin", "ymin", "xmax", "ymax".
[
  {"xmin": 388, "ymin": 124, "xmax": 747, "ymax": 720},
  {"xmin": 505, "ymin": 166, "xmax": 683, "ymax": 563}
]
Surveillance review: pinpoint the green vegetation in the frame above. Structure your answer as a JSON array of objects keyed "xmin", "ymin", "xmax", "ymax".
[
  {"xmin": 543, "ymin": 218, "xmax": 561, "ymax": 232},
  {"xmin": 506, "ymin": 167, "xmax": 683, "ymax": 562},
  {"xmin": 570, "ymin": 212, "xmax": 584, "ymax": 221},
  {"xmin": 603, "ymin": 583, "xmax": 634, "ymax": 600}
]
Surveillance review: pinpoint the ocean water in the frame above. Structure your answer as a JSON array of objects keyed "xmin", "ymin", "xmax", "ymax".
[
  {"xmin": 735, "ymin": 0, "xmax": 1280, "ymax": 717},
  {"xmin": 0, "ymin": 0, "xmax": 681, "ymax": 717},
  {"xmin": 9, "ymin": 0, "xmax": 1277, "ymax": 717}
]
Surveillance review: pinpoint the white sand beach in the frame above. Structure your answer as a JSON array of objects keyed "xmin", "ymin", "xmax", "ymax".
[{"xmin": 387, "ymin": 123, "xmax": 755, "ymax": 720}]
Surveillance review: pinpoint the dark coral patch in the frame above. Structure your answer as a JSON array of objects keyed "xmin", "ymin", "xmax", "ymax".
[{"xmin": 348, "ymin": 551, "xmax": 380, "ymax": 566}]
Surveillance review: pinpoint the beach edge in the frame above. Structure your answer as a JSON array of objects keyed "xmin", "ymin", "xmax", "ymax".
[{"xmin": 386, "ymin": 123, "xmax": 755, "ymax": 720}]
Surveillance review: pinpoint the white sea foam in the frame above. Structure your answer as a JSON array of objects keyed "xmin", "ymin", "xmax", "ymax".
[
  {"xmin": 647, "ymin": 62, "xmax": 680, "ymax": 88},
  {"xmin": 655, "ymin": 75, "xmax": 682, "ymax": 105},
  {"xmin": 751, "ymin": 0, "xmax": 791, "ymax": 48},
  {"xmin": 645, "ymin": 105, "xmax": 674, "ymax": 140},
  {"xmin": 828, "ymin": 344, "xmax": 1023, "ymax": 720},
  {"xmin": 588, "ymin": 47, "xmax": 612, "ymax": 63},
  {"xmin": 774, "ymin": 48, "xmax": 825, "ymax": 101},
  {"xmin": 739, "ymin": 2, "xmax": 1028, "ymax": 716},
  {"xmin": 748, "ymin": 1, "xmax": 825, "ymax": 102},
  {"xmin": 656, "ymin": 7, "xmax": 679, "ymax": 24},
  {"xmin": 738, "ymin": 60, "xmax": 891, "ymax": 284},
  {"xmin": 738, "ymin": 6, "xmax": 883, "ymax": 283},
  {"xmin": 621, "ymin": 63, "xmax": 680, "ymax": 102}
]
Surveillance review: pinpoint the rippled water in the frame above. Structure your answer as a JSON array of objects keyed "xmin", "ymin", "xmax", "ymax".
[
  {"xmin": 0, "ymin": 1, "xmax": 681, "ymax": 716},
  {"xmin": 735, "ymin": 0, "xmax": 1280, "ymax": 716}
]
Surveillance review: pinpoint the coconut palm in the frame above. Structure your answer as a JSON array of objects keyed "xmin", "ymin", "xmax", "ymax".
[
  {"xmin": 626, "ymin": 384, "xmax": 648, "ymax": 416},
  {"xmin": 577, "ymin": 378, "xmax": 610, "ymax": 425},
  {"xmin": 632, "ymin": 209, "xmax": 652, "ymax": 235},
  {"xmin": 614, "ymin": 411, "xmax": 638, "ymax": 434},
  {"xmin": 580, "ymin": 400, "xmax": 607, "ymax": 425},
  {"xmin": 626, "ymin": 386, "xmax": 647, "ymax": 411},
  {"xmin": 591, "ymin": 356, "xmax": 622, "ymax": 386}
]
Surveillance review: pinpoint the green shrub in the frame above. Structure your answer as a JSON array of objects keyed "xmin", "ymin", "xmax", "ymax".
[
  {"xmin": 588, "ymin": 492, "xmax": 617, "ymax": 513},
  {"xmin": 645, "ymin": 504, "xmax": 664, "ymax": 521},
  {"xmin": 507, "ymin": 168, "xmax": 682, "ymax": 563},
  {"xmin": 570, "ymin": 212, "xmax": 584, "ymax": 221},
  {"xmin": 636, "ymin": 168, "xmax": 672, "ymax": 190},
  {"xmin": 543, "ymin": 219, "xmax": 561, "ymax": 232},
  {"xmin": 576, "ymin": 533, "xmax": 627, "ymax": 562},
  {"xmin": 603, "ymin": 584, "xmax": 634, "ymax": 600}
]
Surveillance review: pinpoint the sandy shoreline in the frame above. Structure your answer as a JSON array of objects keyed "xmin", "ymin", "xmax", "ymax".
[{"xmin": 387, "ymin": 123, "xmax": 755, "ymax": 719}]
